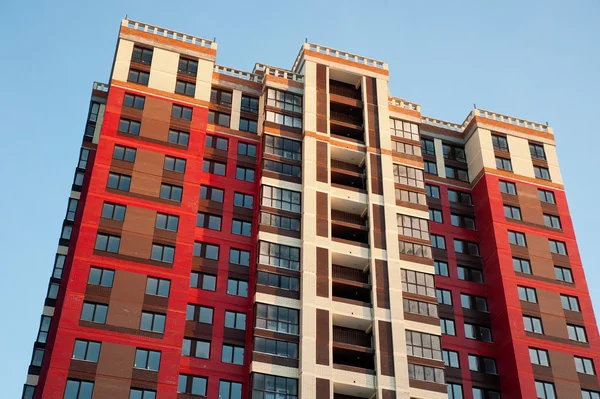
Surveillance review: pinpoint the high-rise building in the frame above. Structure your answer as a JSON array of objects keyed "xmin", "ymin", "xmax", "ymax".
[{"xmin": 22, "ymin": 18, "xmax": 600, "ymax": 399}]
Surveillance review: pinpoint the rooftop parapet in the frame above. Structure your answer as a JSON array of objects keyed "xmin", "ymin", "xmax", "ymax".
[
  {"xmin": 93, "ymin": 82, "xmax": 109, "ymax": 92},
  {"xmin": 122, "ymin": 19, "xmax": 217, "ymax": 50},
  {"xmin": 214, "ymin": 65, "xmax": 262, "ymax": 83},
  {"xmin": 293, "ymin": 42, "xmax": 388, "ymax": 73},
  {"xmin": 389, "ymin": 96, "xmax": 421, "ymax": 113},
  {"xmin": 253, "ymin": 63, "xmax": 304, "ymax": 83}
]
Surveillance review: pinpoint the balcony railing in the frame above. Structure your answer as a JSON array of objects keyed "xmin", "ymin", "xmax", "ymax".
[
  {"xmin": 331, "ymin": 210, "xmax": 366, "ymax": 226},
  {"xmin": 330, "ymin": 81, "xmax": 362, "ymax": 100},
  {"xmin": 333, "ymin": 326, "xmax": 372, "ymax": 348},
  {"xmin": 331, "ymin": 159, "xmax": 363, "ymax": 174},
  {"xmin": 330, "ymin": 110, "xmax": 363, "ymax": 127},
  {"xmin": 332, "ymin": 265, "xmax": 369, "ymax": 284}
]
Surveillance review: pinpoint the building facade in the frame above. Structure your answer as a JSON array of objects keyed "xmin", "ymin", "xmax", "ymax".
[{"xmin": 22, "ymin": 19, "xmax": 600, "ymax": 399}]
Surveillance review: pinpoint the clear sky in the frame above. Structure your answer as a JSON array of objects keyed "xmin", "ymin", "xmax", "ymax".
[{"xmin": 0, "ymin": 0, "xmax": 599, "ymax": 395}]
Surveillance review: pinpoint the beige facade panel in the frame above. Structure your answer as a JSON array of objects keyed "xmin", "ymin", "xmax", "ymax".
[
  {"xmin": 250, "ymin": 361, "xmax": 299, "ymax": 378},
  {"xmin": 466, "ymin": 127, "xmax": 495, "ymax": 181},
  {"xmin": 148, "ymin": 47, "xmax": 178, "ymax": 93},
  {"xmin": 506, "ymin": 135, "xmax": 535, "ymax": 178},
  {"xmin": 544, "ymin": 143, "xmax": 563, "ymax": 184},
  {"xmin": 113, "ymin": 39, "xmax": 134, "ymax": 82},
  {"xmin": 195, "ymin": 58, "xmax": 214, "ymax": 102},
  {"xmin": 255, "ymin": 292, "xmax": 301, "ymax": 309},
  {"xmin": 230, "ymin": 89, "xmax": 242, "ymax": 131},
  {"xmin": 433, "ymin": 139, "xmax": 446, "ymax": 178}
]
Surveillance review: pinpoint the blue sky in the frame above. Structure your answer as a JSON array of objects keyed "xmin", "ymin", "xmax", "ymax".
[{"xmin": 0, "ymin": 0, "xmax": 599, "ymax": 395}]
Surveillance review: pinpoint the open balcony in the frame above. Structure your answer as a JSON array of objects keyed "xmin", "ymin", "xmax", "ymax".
[
  {"xmin": 331, "ymin": 252, "xmax": 371, "ymax": 306},
  {"xmin": 332, "ymin": 324, "xmax": 375, "ymax": 373},
  {"xmin": 331, "ymin": 209, "xmax": 369, "ymax": 246},
  {"xmin": 330, "ymin": 101, "xmax": 365, "ymax": 143},
  {"xmin": 330, "ymin": 146, "xmax": 366, "ymax": 193}
]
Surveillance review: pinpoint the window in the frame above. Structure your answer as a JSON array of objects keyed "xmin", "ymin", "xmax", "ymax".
[
  {"xmin": 151, "ymin": 244, "xmax": 175, "ymax": 263},
  {"xmin": 583, "ymin": 391, "xmax": 600, "ymax": 399},
  {"xmin": 140, "ymin": 312, "xmax": 166, "ymax": 333},
  {"xmin": 175, "ymin": 80, "xmax": 196, "ymax": 96},
  {"xmin": 164, "ymin": 156, "xmax": 186, "ymax": 173},
  {"xmin": 178, "ymin": 374, "xmax": 207, "ymax": 396},
  {"xmin": 88, "ymin": 102, "xmax": 100, "ymax": 122},
  {"xmin": 257, "ymin": 271, "xmax": 299, "ymax": 292},
  {"xmin": 88, "ymin": 267, "xmax": 114, "ymax": 287},
  {"xmin": 239, "ymin": 118, "xmax": 257, "ymax": 133},
  {"xmin": 575, "ymin": 356, "xmax": 595, "ymax": 375},
  {"xmin": 401, "ymin": 269, "xmax": 436, "ymax": 297},
  {"xmin": 224, "ymin": 311, "xmax": 246, "ymax": 330},
  {"xmin": 23, "ymin": 385, "xmax": 35, "ymax": 399},
  {"xmin": 499, "ymin": 180, "xmax": 517, "ymax": 195},
  {"xmin": 443, "ymin": 143, "xmax": 467, "ymax": 162},
  {"xmin": 219, "ymin": 381, "xmax": 242, "ymax": 399},
  {"xmin": 78, "ymin": 148, "xmax": 90, "ymax": 169},
  {"xmin": 392, "ymin": 140, "xmax": 422, "ymax": 156},
  {"xmin": 132, "ymin": 46, "xmax": 153, "ymax": 64},
  {"xmin": 440, "ymin": 318, "xmax": 456, "ymax": 335},
  {"xmin": 445, "ymin": 166, "xmax": 469, "ymax": 182},
  {"xmin": 405, "ymin": 330, "xmax": 442, "ymax": 360},
  {"xmin": 399, "ymin": 240, "xmax": 433, "ymax": 259},
  {"xmin": 74, "ymin": 171, "xmax": 84, "ymax": 187},
  {"xmin": 448, "ymin": 383, "xmax": 464, "ymax": 399},
  {"xmin": 549, "ymin": 239, "xmax": 567, "ymax": 255},
  {"xmin": 229, "ymin": 248, "xmax": 250, "ymax": 266},
  {"xmin": 231, "ymin": 219, "xmax": 252, "ymax": 236},
  {"xmin": 568, "ymin": 324, "xmax": 587, "ymax": 342},
  {"xmin": 513, "ymin": 258, "xmax": 532, "ymax": 274},
  {"xmin": 196, "ymin": 212, "xmax": 222, "ymax": 230},
  {"xmin": 265, "ymin": 110, "xmax": 302, "ymax": 128},
  {"xmin": 134, "ymin": 349, "xmax": 161, "ymax": 371},
  {"xmin": 429, "ymin": 209, "xmax": 443, "ymax": 223},
  {"xmin": 32, "ymin": 348, "xmax": 45, "ymax": 367},
  {"xmin": 238, "ymin": 142, "xmax": 257, "ymax": 157},
  {"xmin": 426, "ymin": 184, "xmax": 440, "ymax": 199},
  {"xmin": 390, "ymin": 118, "xmax": 419, "ymax": 141},
  {"xmin": 555, "ymin": 266, "xmax": 573, "ymax": 282},
  {"xmin": 561, "ymin": 294, "xmax": 580, "ymax": 312},
  {"xmin": 168, "ymin": 129, "xmax": 189, "ymax": 146},
  {"xmin": 61, "ymin": 225, "xmax": 73, "ymax": 240},
  {"xmin": 206, "ymin": 133, "xmax": 229, "ymax": 149},
  {"xmin": 264, "ymin": 135, "xmax": 302, "ymax": 160},
  {"xmin": 203, "ymin": 159, "xmax": 227, "ymax": 176},
  {"xmin": 492, "ymin": 135, "xmax": 509, "ymax": 151},
  {"xmin": 496, "ymin": 157, "xmax": 512, "ymax": 171},
  {"xmin": 37, "ymin": 315, "xmax": 51, "ymax": 343},
  {"xmin": 424, "ymin": 160, "xmax": 437, "ymax": 175},
  {"xmin": 198, "ymin": 186, "xmax": 224, "ymax": 203},
  {"xmin": 443, "ymin": 349, "xmax": 460, "ymax": 368},
  {"xmin": 448, "ymin": 189, "xmax": 473, "ymax": 205},
  {"xmin": 538, "ymin": 189, "xmax": 555, "ymax": 204},
  {"xmin": 64, "ymin": 380, "xmax": 94, "ymax": 399},
  {"xmin": 504, "ymin": 205, "xmax": 522, "ymax": 220},
  {"xmin": 182, "ymin": 338, "xmax": 210, "ymax": 359},
  {"xmin": 146, "ymin": 277, "xmax": 170, "ymax": 297},
  {"xmin": 430, "ymin": 234, "xmax": 446, "ymax": 250},
  {"xmin": 434, "ymin": 260, "xmax": 449, "ymax": 277},
  {"xmin": 472, "ymin": 388, "xmax": 501, "ymax": 399},
  {"xmin": 454, "ymin": 239, "xmax": 480, "ymax": 256},
  {"xmin": 397, "ymin": 214, "xmax": 430, "ymax": 240},
  {"xmin": 451, "ymin": 213, "xmax": 476, "ymax": 230},
  {"xmin": 208, "ymin": 110, "xmax": 231, "ymax": 127},
  {"xmin": 155, "ymin": 213, "xmax": 179, "ymax": 232},
  {"xmin": 261, "ymin": 186, "xmax": 301, "ymax": 213},
  {"xmin": 227, "ymin": 278, "xmax": 248, "ymax": 298},
  {"xmin": 72, "ymin": 340, "xmax": 101, "ymax": 362},
  {"xmin": 53, "ymin": 254, "xmax": 66, "ymax": 279},
  {"xmin": 524, "ymin": 315, "xmax": 543, "ymax": 334},
  {"xmin": 403, "ymin": 298, "xmax": 438, "ymax": 318},
  {"xmin": 107, "ymin": 173, "xmax": 131, "ymax": 191},
  {"xmin": 421, "ymin": 138, "xmax": 435, "ymax": 155},
  {"xmin": 508, "ymin": 231, "xmax": 527, "ymax": 246},
  {"xmin": 80, "ymin": 302, "xmax": 108, "ymax": 324},
  {"xmin": 258, "ymin": 241, "xmax": 300, "ymax": 270},
  {"xmin": 395, "ymin": 188, "xmax": 427, "ymax": 205},
  {"xmin": 457, "ymin": 266, "xmax": 484, "ymax": 283},
  {"xmin": 263, "ymin": 159, "xmax": 301, "ymax": 178},
  {"xmin": 128, "ymin": 69, "xmax": 149, "ymax": 85},
  {"xmin": 178, "ymin": 57, "xmax": 198, "ymax": 76},
  {"xmin": 232, "ymin": 192, "xmax": 253, "ymax": 209},
  {"xmin": 236, "ymin": 166, "xmax": 255, "ymax": 182},
  {"xmin": 252, "ymin": 373, "xmax": 298, "ymax": 399},
  {"xmin": 187, "ymin": 304, "xmax": 213, "ymax": 324},
  {"xmin": 464, "ymin": 323, "xmax": 493, "ymax": 342},
  {"xmin": 518, "ymin": 286, "xmax": 537, "ymax": 303},
  {"xmin": 241, "ymin": 95, "xmax": 259, "ymax": 113},
  {"xmin": 129, "ymin": 388, "xmax": 156, "ymax": 399},
  {"xmin": 535, "ymin": 381, "xmax": 556, "ymax": 399},
  {"xmin": 266, "ymin": 88, "xmax": 302, "ymax": 112},
  {"xmin": 190, "ymin": 272, "xmax": 216, "ymax": 291},
  {"xmin": 222, "ymin": 344, "xmax": 244, "ymax": 365},
  {"xmin": 260, "ymin": 212, "xmax": 300, "ymax": 232},
  {"xmin": 461, "ymin": 294, "xmax": 488, "ymax": 312},
  {"xmin": 255, "ymin": 303, "xmax": 299, "ymax": 335},
  {"xmin": 543, "ymin": 214, "xmax": 561, "ymax": 229},
  {"xmin": 254, "ymin": 337, "xmax": 298, "ymax": 359},
  {"xmin": 529, "ymin": 348, "xmax": 549, "ymax": 366},
  {"xmin": 468, "ymin": 355, "xmax": 497, "ymax": 374},
  {"xmin": 123, "ymin": 93, "xmax": 145, "ymax": 109},
  {"xmin": 534, "ymin": 165, "xmax": 551, "ymax": 180},
  {"xmin": 437, "ymin": 289, "xmax": 452, "ymax": 305},
  {"xmin": 193, "ymin": 242, "xmax": 219, "ymax": 260},
  {"xmin": 393, "ymin": 164, "xmax": 425, "ymax": 188},
  {"xmin": 159, "ymin": 183, "xmax": 183, "ymax": 202},
  {"xmin": 95, "ymin": 233, "xmax": 120, "ymax": 253},
  {"xmin": 101, "ymin": 202, "xmax": 126, "ymax": 221},
  {"xmin": 530, "ymin": 143, "xmax": 546, "ymax": 160},
  {"xmin": 407, "ymin": 363, "xmax": 445, "ymax": 383},
  {"xmin": 210, "ymin": 88, "xmax": 233, "ymax": 107},
  {"xmin": 172, "ymin": 104, "xmax": 192, "ymax": 120}
]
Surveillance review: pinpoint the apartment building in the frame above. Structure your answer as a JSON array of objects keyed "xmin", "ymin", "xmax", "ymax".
[{"xmin": 21, "ymin": 18, "xmax": 600, "ymax": 399}]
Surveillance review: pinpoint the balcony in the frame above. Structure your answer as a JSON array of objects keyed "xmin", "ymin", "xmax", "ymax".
[
  {"xmin": 332, "ymin": 264, "xmax": 371, "ymax": 305},
  {"xmin": 330, "ymin": 79, "xmax": 362, "ymax": 101},
  {"xmin": 330, "ymin": 102, "xmax": 364, "ymax": 143},
  {"xmin": 331, "ymin": 210, "xmax": 369, "ymax": 246},
  {"xmin": 331, "ymin": 159, "xmax": 366, "ymax": 192},
  {"xmin": 333, "ymin": 326, "xmax": 375, "ymax": 372}
]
